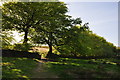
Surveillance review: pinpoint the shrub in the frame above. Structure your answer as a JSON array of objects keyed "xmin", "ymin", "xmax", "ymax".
[{"xmin": 2, "ymin": 44, "xmax": 14, "ymax": 50}]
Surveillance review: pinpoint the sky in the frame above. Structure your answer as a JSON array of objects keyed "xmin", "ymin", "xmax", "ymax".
[
  {"xmin": 65, "ymin": 2, "xmax": 118, "ymax": 46},
  {"xmin": 0, "ymin": 1, "xmax": 118, "ymax": 46}
]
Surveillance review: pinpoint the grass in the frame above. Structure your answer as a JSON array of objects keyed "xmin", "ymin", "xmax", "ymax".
[
  {"xmin": 45, "ymin": 58, "xmax": 120, "ymax": 78},
  {"xmin": 2, "ymin": 57, "xmax": 37, "ymax": 79},
  {"xmin": 2, "ymin": 56, "xmax": 120, "ymax": 79}
]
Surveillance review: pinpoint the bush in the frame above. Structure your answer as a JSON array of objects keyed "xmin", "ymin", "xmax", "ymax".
[{"xmin": 2, "ymin": 44, "xmax": 14, "ymax": 50}]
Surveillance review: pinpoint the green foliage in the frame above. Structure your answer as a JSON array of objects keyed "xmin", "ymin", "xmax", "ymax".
[
  {"xmin": 2, "ymin": 2, "xmax": 43, "ymax": 43},
  {"xmin": 2, "ymin": 2, "xmax": 117, "ymax": 58},
  {"xmin": 13, "ymin": 43, "xmax": 31, "ymax": 51},
  {"xmin": 27, "ymin": 2, "xmax": 71, "ymax": 55},
  {"xmin": 2, "ymin": 2, "xmax": 70, "ymax": 44},
  {"xmin": 56, "ymin": 26, "xmax": 116, "ymax": 57},
  {"xmin": 2, "ymin": 45, "xmax": 14, "ymax": 50},
  {"xmin": 1, "ymin": 31, "xmax": 16, "ymax": 49}
]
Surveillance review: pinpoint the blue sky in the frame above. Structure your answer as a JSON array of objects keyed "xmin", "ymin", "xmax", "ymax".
[{"xmin": 65, "ymin": 2, "xmax": 118, "ymax": 46}]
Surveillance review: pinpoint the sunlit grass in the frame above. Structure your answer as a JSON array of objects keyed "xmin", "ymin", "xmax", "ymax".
[
  {"xmin": 29, "ymin": 46, "xmax": 57, "ymax": 58},
  {"xmin": 45, "ymin": 58, "xmax": 120, "ymax": 78},
  {"xmin": 2, "ymin": 56, "xmax": 120, "ymax": 78},
  {"xmin": 2, "ymin": 57, "xmax": 37, "ymax": 79}
]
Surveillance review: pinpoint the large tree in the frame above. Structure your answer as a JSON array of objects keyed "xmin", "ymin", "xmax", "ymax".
[
  {"xmin": 2, "ymin": 2, "xmax": 71, "ymax": 57},
  {"xmin": 29, "ymin": 2, "xmax": 71, "ymax": 57},
  {"xmin": 2, "ymin": 2, "xmax": 49, "ymax": 43}
]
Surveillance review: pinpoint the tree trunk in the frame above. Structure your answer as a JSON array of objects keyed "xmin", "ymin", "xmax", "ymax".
[
  {"xmin": 46, "ymin": 43, "xmax": 53, "ymax": 58},
  {"xmin": 46, "ymin": 32, "xmax": 53, "ymax": 58},
  {"xmin": 23, "ymin": 30, "xmax": 28, "ymax": 44},
  {"xmin": 48, "ymin": 43, "xmax": 52, "ymax": 54}
]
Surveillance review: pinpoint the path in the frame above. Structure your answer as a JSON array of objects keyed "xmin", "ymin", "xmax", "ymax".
[{"xmin": 31, "ymin": 59, "xmax": 59, "ymax": 78}]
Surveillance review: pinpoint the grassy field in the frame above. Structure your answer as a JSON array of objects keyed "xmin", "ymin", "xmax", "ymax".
[
  {"xmin": 45, "ymin": 58, "xmax": 120, "ymax": 78},
  {"xmin": 2, "ymin": 57, "xmax": 37, "ymax": 79},
  {"xmin": 2, "ymin": 56, "xmax": 120, "ymax": 79}
]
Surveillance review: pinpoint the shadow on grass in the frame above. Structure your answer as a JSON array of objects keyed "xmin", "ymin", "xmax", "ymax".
[
  {"xmin": 45, "ymin": 58, "xmax": 120, "ymax": 78},
  {"xmin": 2, "ymin": 57, "xmax": 37, "ymax": 79}
]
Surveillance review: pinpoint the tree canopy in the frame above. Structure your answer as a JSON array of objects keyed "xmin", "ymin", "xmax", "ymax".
[
  {"xmin": 2, "ymin": 2, "xmax": 117, "ymax": 58},
  {"xmin": 2, "ymin": 2, "xmax": 68, "ymax": 44},
  {"xmin": 56, "ymin": 26, "xmax": 116, "ymax": 57}
]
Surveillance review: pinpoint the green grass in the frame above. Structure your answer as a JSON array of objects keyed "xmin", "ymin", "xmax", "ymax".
[
  {"xmin": 2, "ymin": 57, "xmax": 120, "ymax": 79},
  {"xmin": 2, "ymin": 57, "xmax": 37, "ymax": 79},
  {"xmin": 45, "ymin": 58, "xmax": 120, "ymax": 78}
]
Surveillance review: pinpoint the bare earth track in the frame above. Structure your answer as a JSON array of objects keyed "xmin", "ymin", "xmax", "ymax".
[{"xmin": 31, "ymin": 60, "xmax": 59, "ymax": 78}]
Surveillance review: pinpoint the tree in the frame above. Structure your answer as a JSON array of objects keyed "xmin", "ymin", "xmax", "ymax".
[
  {"xmin": 56, "ymin": 26, "xmax": 116, "ymax": 57},
  {"xmin": 2, "ymin": 2, "xmax": 49, "ymax": 43},
  {"xmin": 29, "ymin": 2, "xmax": 72, "ymax": 57},
  {"xmin": 2, "ymin": 2, "xmax": 71, "ymax": 56},
  {"xmin": 55, "ymin": 18, "xmax": 91, "ymax": 57}
]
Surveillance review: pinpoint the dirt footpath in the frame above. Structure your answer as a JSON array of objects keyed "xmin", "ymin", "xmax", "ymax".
[{"xmin": 31, "ymin": 61, "xmax": 59, "ymax": 78}]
